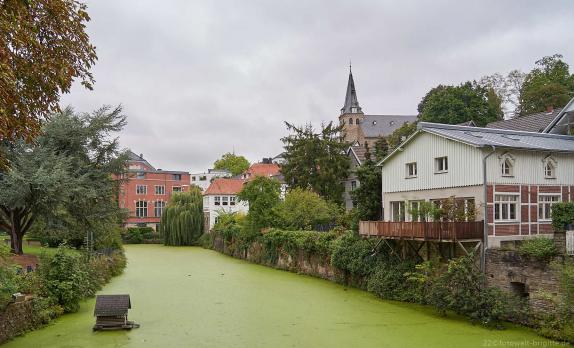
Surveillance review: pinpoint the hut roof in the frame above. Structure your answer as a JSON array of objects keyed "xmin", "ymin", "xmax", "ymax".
[{"xmin": 94, "ymin": 295, "xmax": 131, "ymax": 316}]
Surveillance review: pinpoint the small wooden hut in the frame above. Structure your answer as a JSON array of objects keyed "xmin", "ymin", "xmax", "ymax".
[{"xmin": 93, "ymin": 294, "xmax": 139, "ymax": 330}]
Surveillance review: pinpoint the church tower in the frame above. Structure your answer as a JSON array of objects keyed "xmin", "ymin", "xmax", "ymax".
[{"xmin": 338, "ymin": 66, "xmax": 365, "ymax": 144}]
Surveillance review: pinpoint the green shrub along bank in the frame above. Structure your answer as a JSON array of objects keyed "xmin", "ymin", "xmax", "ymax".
[
  {"xmin": 202, "ymin": 217, "xmax": 573, "ymax": 343},
  {"xmin": 121, "ymin": 227, "xmax": 161, "ymax": 244},
  {"xmin": 0, "ymin": 244, "xmax": 126, "ymax": 338}
]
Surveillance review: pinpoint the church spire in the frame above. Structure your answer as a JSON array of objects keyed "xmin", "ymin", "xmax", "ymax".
[{"xmin": 341, "ymin": 65, "xmax": 362, "ymax": 115}]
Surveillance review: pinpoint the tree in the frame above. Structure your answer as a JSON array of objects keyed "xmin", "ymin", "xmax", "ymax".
[
  {"xmin": 418, "ymin": 82, "xmax": 503, "ymax": 126},
  {"xmin": 280, "ymin": 122, "xmax": 349, "ymax": 204},
  {"xmin": 479, "ymin": 70, "xmax": 526, "ymax": 117},
  {"xmin": 237, "ymin": 176, "xmax": 281, "ymax": 231},
  {"xmin": 213, "ymin": 153, "xmax": 250, "ymax": 176},
  {"xmin": 351, "ymin": 146, "xmax": 382, "ymax": 221},
  {"xmin": 0, "ymin": 106, "xmax": 127, "ymax": 254},
  {"xmin": 386, "ymin": 121, "xmax": 418, "ymax": 151},
  {"xmin": 0, "ymin": 0, "xmax": 97, "ymax": 148},
  {"xmin": 161, "ymin": 188, "xmax": 204, "ymax": 246},
  {"xmin": 274, "ymin": 188, "xmax": 338, "ymax": 230},
  {"xmin": 519, "ymin": 54, "xmax": 574, "ymax": 115}
]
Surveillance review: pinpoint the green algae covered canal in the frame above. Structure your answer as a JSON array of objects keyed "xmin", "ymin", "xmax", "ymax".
[{"xmin": 5, "ymin": 245, "xmax": 561, "ymax": 348}]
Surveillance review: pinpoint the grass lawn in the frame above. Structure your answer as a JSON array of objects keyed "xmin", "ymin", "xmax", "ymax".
[{"xmin": 1, "ymin": 234, "xmax": 79, "ymax": 257}]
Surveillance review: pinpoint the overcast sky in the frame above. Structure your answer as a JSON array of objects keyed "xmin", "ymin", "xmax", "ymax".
[{"xmin": 60, "ymin": 0, "xmax": 574, "ymax": 172}]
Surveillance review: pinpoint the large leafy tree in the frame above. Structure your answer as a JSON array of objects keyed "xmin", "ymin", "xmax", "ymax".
[
  {"xmin": 0, "ymin": 0, "xmax": 97, "ymax": 148},
  {"xmin": 351, "ymin": 146, "xmax": 382, "ymax": 221},
  {"xmin": 280, "ymin": 122, "xmax": 349, "ymax": 204},
  {"xmin": 213, "ymin": 153, "xmax": 250, "ymax": 176},
  {"xmin": 519, "ymin": 54, "xmax": 574, "ymax": 115},
  {"xmin": 274, "ymin": 188, "xmax": 338, "ymax": 230},
  {"xmin": 0, "ymin": 106, "xmax": 127, "ymax": 254},
  {"xmin": 160, "ymin": 188, "xmax": 204, "ymax": 246},
  {"xmin": 237, "ymin": 176, "xmax": 281, "ymax": 231},
  {"xmin": 418, "ymin": 82, "xmax": 503, "ymax": 126}
]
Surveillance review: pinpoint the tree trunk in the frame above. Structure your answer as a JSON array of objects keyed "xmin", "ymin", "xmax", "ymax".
[{"xmin": 9, "ymin": 210, "xmax": 24, "ymax": 255}]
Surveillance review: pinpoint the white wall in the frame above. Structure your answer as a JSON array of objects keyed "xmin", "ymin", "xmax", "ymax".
[
  {"xmin": 381, "ymin": 132, "xmax": 483, "ymax": 193},
  {"xmin": 203, "ymin": 194, "xmax": 249, "ymax": 229},
  {"xmin": 485, "ymin": 151, "xmax": 574, "ymax": 185}
]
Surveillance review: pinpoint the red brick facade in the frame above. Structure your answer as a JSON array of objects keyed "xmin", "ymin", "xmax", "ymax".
[
  {"xmin": 117, "ymin": 153, "xmax": 190, "ymax": 230},
  {"xmin": 486, "ymin": 184, "xmax": 572, "ymax": 237}
]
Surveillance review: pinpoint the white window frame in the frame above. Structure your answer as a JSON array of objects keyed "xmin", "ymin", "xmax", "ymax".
[
  {"xmin": 391, "ymin": 201, "xmax": 406, "ymax": 222},
  {"xmin": 230, "ymin": 196, "xmax": 236, "ymax": 206},
  {"xmin": 405, "ymin": 162, "xmax": 417, "ymax": 178},
  {"xmin": 136, "ymin": 185, "xmax": 147, "ymax": 195},
  {"xmin": 154, "ymin": 200, "xmax": 166, "ymax": 217},
  {"xmin": 500, "ymin": 155, "xmax": 515, "ymax": 177},
  {"xmin": 155, "ymin": 185, "xmax": 165, "ymax": 195},
  {"xmin": 135, "ymin": 201, "xmax": 148, "ymax": 218},
  {"xmin": 409, "ymin": 200, "xmax": 424, "ymax": 222},
  {"xmin": 538, "ymin": 194, "xmax": 560, "ymax": 221},
  {"xmin": 543, "ymin": 158, "xmax": 557, "ymax": 179},
  {"xmin": 434, "ymin": 156, "xmax": 448, "ymax": 173},
  {"xmin": 172, "ymin": 186, "xmax": 182, "ymax": 193},
  {"xmin": 214, "ymin": 196, "xmax": 221, "ymax": 206},
  {"xmin": 494, "ymin": 194, "xmax": 519, "ymax": 222},
  {"xmin": 222, "ymin": 196, "xmax": 229, "ymax": 206}
]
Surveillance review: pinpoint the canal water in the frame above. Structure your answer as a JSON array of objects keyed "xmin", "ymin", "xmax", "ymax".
[{"xmin": 4, "ymin": 245, "xmax": 562, "ymax": 348}]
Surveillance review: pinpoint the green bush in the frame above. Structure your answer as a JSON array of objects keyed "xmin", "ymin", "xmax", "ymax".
[
  {"xmin": 0, "ymin": 245, "xmax": 20, "ymax": 308},
  {"xmin": 274, "ymin": 188, "xmax": 338, "ymax": 230},
  {"xmin": 518, "ymin": 237, "xmax": 557, "ymax": 260},
  {"xmin": 552, "ymin": 202, "xmax": 574, "ymax": 232},
  {"xmin": 426, "ymin": 255, "xmax": 522, "ymax": 327},
  {"xmin": 260, "ymin": 229, "xmax": 338, "ymax": 263},
  {"xmin": 367, "ymin": 261, "xmax": 418, "ymax": 302},
  {"xmin": 122, "ymin": 227, "xmax": 159, "ymax": 244},
  {"xmin": 37, "ymin": 246, "xmax": 90, "ymax": 312},
  {"xmin": 36, "ymin": 245, "xmax": 127, "ymax": 313},
  {"xmin": 330, "ymin": 231, "xmax": 377, "ymax": 277}
]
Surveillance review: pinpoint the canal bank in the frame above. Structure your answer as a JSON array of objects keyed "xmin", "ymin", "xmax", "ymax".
[{"xmin": 3, "ymin": 245, "xmax": 562, "ymax": 348}]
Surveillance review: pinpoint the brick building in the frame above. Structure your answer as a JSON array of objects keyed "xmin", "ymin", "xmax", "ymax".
[{"xmin": 118, "ymin": 151, "xmax": 190, "ymax": 230}]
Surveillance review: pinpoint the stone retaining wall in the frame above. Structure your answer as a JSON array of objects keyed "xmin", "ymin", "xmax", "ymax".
[
  {"xmin": 213, "ymin": 237, "xmax": 338, "ymax": 282},
  {"xmin": 0, "ymin": 300, "xmax": 37, "ymax": 344},
  {"xmin": 485, "ymin": 249, "xmax": 561, "ymax": 314}
]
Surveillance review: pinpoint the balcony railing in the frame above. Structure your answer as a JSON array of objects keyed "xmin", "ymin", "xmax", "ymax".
[{"xmin": 359, "ymin": 221, "xmax": 484, "ymax": 241}]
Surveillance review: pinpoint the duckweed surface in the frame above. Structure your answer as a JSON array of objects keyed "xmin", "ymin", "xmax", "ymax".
[{"xmin": 4, "ymin": 245, "xmax": 562, "ymax": 348}]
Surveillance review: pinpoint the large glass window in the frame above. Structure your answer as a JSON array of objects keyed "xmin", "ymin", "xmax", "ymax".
[
  {"xmin": 154, "ymin": 201, "xmax": 166, "ymax": 217},
  {"xmin": 391, "ymin": 201, "xmax": 406, "ymax": 222},
  {"xmin": 409, "ymin": 201, "xmax": 423, "ymax": 222},
  {"xmin": 214, "ymin": 196, "xmax": 221, "ymax": 206},
  {"xmin": 136, "ymin": 201, "xmax": 148, "ymax": 218},
  {"xmin": 538, "ymin": 195, "xmax": 560, "ymax": 221},
  {"xmin": 494, "ymin": 194, "xmax": 518, "ymax": 221},
  {"xmin": 173, "ymin": 174, "xmax": 182, "ymax": 181},
  {"xmin": 230, "ymin": 196, "xmax": 236, "ymax": 206},
  {"xmin": 155, "ymin": 185, "xmax": 165, "ymax": 195},
  {"xmin": 222, "ymin": 196, "xmax": 229, "ymax": 206}
]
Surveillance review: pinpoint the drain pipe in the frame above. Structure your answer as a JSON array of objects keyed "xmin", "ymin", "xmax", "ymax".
[{"xmin": 481, "ymin": 146, "xmax": 496, "ymax": 272}]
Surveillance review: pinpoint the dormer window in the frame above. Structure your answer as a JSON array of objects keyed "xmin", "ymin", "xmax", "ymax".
[
  {"xmin": 351, "ymin": 107, "xmax": 357, "ymax": 113},
  {"xmin": 500, "ymin": 154, "xmax": 515, "ymax": 177},
  {"xmin": 502, "ymin": 159, "xmax": 513, "ymax": 176},
  {"xmin": 544, "ymin": 157, "xmax": 557, "ymax": 179}
]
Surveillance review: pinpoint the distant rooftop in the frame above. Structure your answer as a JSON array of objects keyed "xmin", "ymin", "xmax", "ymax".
[
  {"xmin": 361, "ymin": 115, "xmax": 417, "ymax": 138},
  {"xmin": 486, "ymin": 108, "xmax": 562, "ymax": 133},
  {"xmin": 420, "ymin": 122, "xmax": 574, "ymax": 152}
]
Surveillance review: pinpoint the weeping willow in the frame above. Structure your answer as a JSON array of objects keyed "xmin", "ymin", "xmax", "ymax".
[{"xmin": 160, "ymin": 188, "xmax": 204, "ymax": 246}]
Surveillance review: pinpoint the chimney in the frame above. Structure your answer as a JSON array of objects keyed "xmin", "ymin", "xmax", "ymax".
[
  {"xmin": 546, "ymin": 105, "xmax": 554, "ymax": 113},
  {"xmin": 139, "ymin": 153, "xmax": 143, "ymax": 159}
]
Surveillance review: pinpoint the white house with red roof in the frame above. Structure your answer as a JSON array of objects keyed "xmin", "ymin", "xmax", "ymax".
[{"xmin": 203, "ymin": 178, "xmax": 248, "ymax": 230}]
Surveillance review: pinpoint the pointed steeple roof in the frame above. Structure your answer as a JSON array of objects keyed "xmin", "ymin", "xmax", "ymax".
[{"xmin": 341, "ymin": 66, "xmax": 362, "ymax": 115}]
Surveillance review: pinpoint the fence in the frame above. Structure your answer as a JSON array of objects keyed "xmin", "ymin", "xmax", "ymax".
[{"xmin": 359, "ymin": 221, "xmax": 484, "ymax": 241}]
